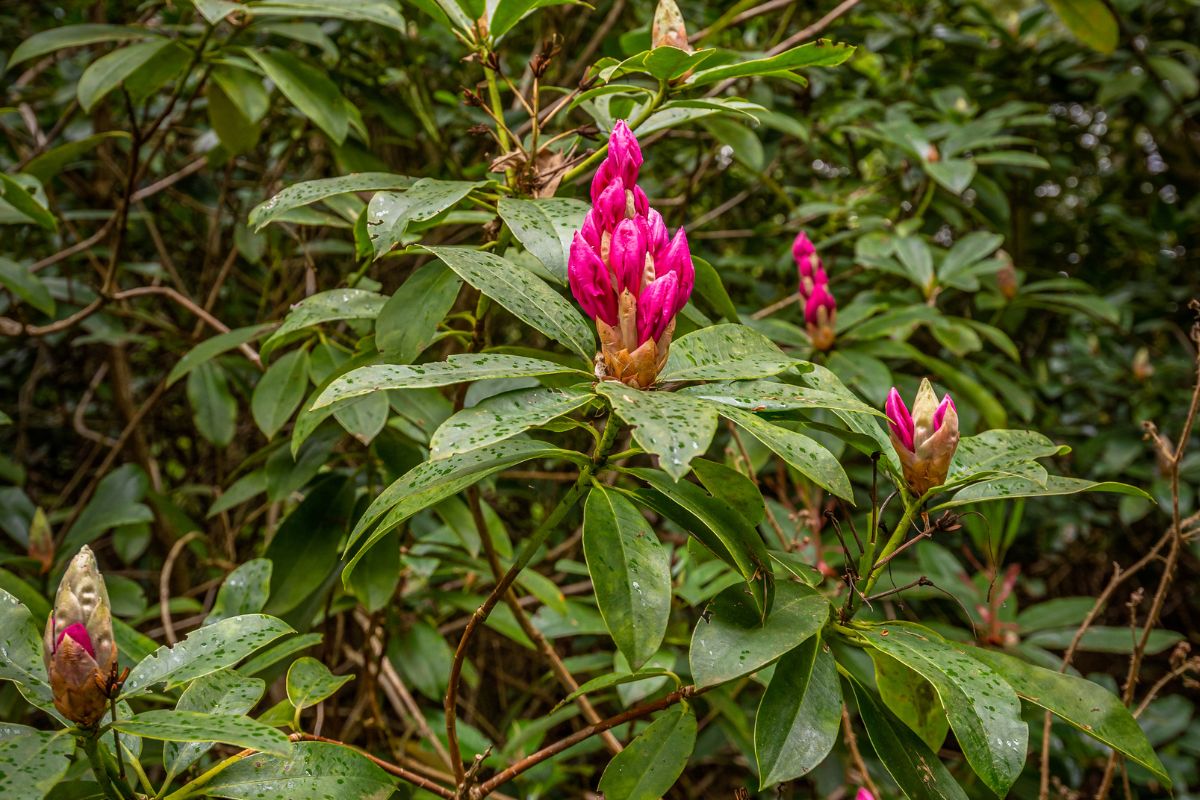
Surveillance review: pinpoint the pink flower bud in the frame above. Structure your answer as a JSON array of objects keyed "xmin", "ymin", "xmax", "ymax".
[
  {"xmin": 886, "ymin": 387, "xmax": 915, "ymax": 452},
  {"xmin": 57, "ymin": 622, "xmax": 95, "ymax": 659},
  {"xmin": 590, "ymin": 120, "xmax": 643, "ymax": 202},
  {"xmin": 657, "ymin": 228, "xmax": 694, "ymax": 314},
  {"xmin": 580, "ymin": 209, "xmax": 602, "ymax": 249},
  {"xmin": 609, "ymin": 218, "xmax": 648, "ymax": 296},
  {"xmin": 932, "ymin": 394, "xmax": 956, "ymax": 432},
  {"xmin": 886, "ymin": 380, "xmax": 960, "ymax": 495},
  {"xmin": 595, "ymin": 180, "xmax": 627, "ymax": 230},
  {"xmin": 793, "ymin": 231, "xmax": 827, "ymax": 298},
  {"xmin": 804, "ymin": 282, "xmax": 836, "ymax": 326},
  {"xmin": 568, "ymin": 233, "xmax": 617, "ymax": 326},
  {"xmin": 641, "ymin": 208, "xmax": 669, "ymax": 255},
  {"xmin": 637, "ymin": 271, "xmax": 679, "ymax": 345},
  {"xmin": 856, "ymin": 791, "xmax": 876, "ymax": 800},
  {"xmin": 631, "ymin": 185, "xmax": 650, "ymax": 217}
]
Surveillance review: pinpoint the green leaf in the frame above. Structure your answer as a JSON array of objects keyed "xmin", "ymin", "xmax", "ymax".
[
  {"xmin": 203, "ymin": 741, "xmax": 398, "ymax": 800},
  {"xmin": 376, "ymin": 261, "xmax": 462, "ymax": 362},
  {"xmin": 430, "ymin": 385, "xmax": 594, "ymax": 459},
  {"xmin": 334, "ymin": 392, "xmax": 389, "ymax": 445},
  {"xmin": 246, "ymin": 48, "xmax": 353, "ymax": 144},
  {"xmin": 938, "ymin": 231, "xmax": 1004, "ymax": 287},
  {"xmin": 552, "ymin": 668, "xmax": 677, "ymax": 713},
  {"xmin": 497, "ymin": 197, "xmax": 590, "ymax": 284},
  {"xmin": 893, "ymin": 235, "xmax": 934, "ymax": 291},
  {"xmin": 0, "ymin": 258, "xmax": 54, "ymax": 315},
  {"xmin": 368, "ymin": 179, "xmax": 487, "ymax": 257},
  {"xmin": 114, "ymin": 709, "xmax": 290, "ymax": 756},
  {"xmin": 857, "ymin": 621, "xmax": 1026, "ymax": 796},
  {"xmin": 188, "ymin": 362, "xmax": 238, "ymax": 447},
  {"xmin": 691, "ymin": 256, "xmax": 738, "ymax": 322},
  {"xmin": 1024, "ymin": 626, "xmax": 1182, "ymax": 655},
  {"xmin": 249, "ymin": 173, "xmax": 414, "ymax": 230},
  {"xmin": 316, "ymin": 354, "xmax": 586, "ymax": 410},
  {"xmin": 597, "ymin": 382, "xmax": 716, "ymax": 481},
  {"xmin": 680, "ymin": 379, "xmax": 882, "ymax": 416},
  {"xmin": 754, "ymin": 635, "xmax": 841, "ymax": 788},
  {"xmin": 0, "ymin": 731, "xmax": 74, "ymax": 800},
  {"xmin": 489, "ymin": 0, "xmax": 582, "ymax": 39},
  {"xmin": 850, "ymin": 679, "xmax": 969, "ymax": 800},
  {"xmin": 76, "ymin": 39, "xmax": 173, "ymax": 112},
  {"xmin": 583, "ymin": 487, "xmax": 671, "ymax": 670},
  {"xmin": 869, "ymin": 649, "xmax": 948, "ymax": 751},
  {"xmin": 164, "ymin": 669, "xmax": 267, "ymax": 777},
  {"xmin": 167, "ymin": 323, "xmax": 275, "ymax": 387},
  {"xmin": 9, "ymin": 24, "xmax": 153, "ymax": 68},
  {"xmin": 62, "ymin": 464, "xmax": 153, "ymax": 554},
  {"xmin": 660, "ymin": 324, "xmax": 795, "ymax": 382},
  {"xmin": 239, "ymin": 633, "xmax": 323, "ymax": 677},
  {"xmin": 260, "ymin": 289, "xmax": 387, "ymax": 360},
  {"xmin": 686, "ymin": 40, "xmax": 855, "ymax": 86},
  {"xmin": 422, "ymin": 246, "xmax": 596, "ymax": 362},
  {"xmin": 248, "ymin": 0, "xmax": 406, "ymax": 32},
  {"xmin": 966, "ymin": 646, "xmax": 1169, "ymax": 785},
  {"xmin": 122, "ymin": 614, "xmax": 293, "ymax": 698},
  {"xmin": 1044, "ymin": 0, "xmax": 1118, "ymax": 53},
  {"xmin": 690, "ymin": 581, "xmax": 827, "ymax": 688},
  {"xmin": 252, "ymin": 349, "xmax": 310, "ymax": 438},
  {"xmin": 345, "ymin": 440, "xmax": 587, "ymax": 580},
  {"xmin": 0, "ymin": 174, "xmax": 56, "ymax": 231},
  {"xmin": 23, "ymin": 131, "xmax": 131, "ymax": 183},
  {"xmin": 0, "ymin": 589, "xmax": 52, "ymax": 708},
  {"xmin": 936, "ymin": 475, "xmax": 1152, "ymax": 510},
  {"xmin": 712, "ymin": 405, "xmax": 852, "ymax": 500},
  {"xmin": 925, "ymin": 158, "xmax": 977, "ymax": 195},
  {"xmin": 944, "ymin": 429, "xmax": 1066, "ymax": 485},
  {"xmin": 702, "ymin": 117, "xmax": 764, "ymax": 171},
  {"xmin": 598, "ymin": 704, "xmax": 696, "ymax": 800},
  {"xmin": 286, "ymin": 657, "xmax": 354, "ymax": 710},
  {"xmin": 208, "ymin": 80, "xmax": 260, "ymax": 155},
  {"xmin": 972, "ymin": 150, "xmax": 1051, "ymax": 169},
  {"xmin": 265, "ymin": 475, "xmax": 354, "ymax": 615},
  {"xmin": 205, "ymin": 559, "xmax": 273, "ymax": 624}
]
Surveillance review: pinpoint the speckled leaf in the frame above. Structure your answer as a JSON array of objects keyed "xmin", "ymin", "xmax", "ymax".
[
  {"xmin": 660, "ymin": 324, "xmax": 795, "ymax": 382},
  {"xmin": 686, "ymin": 40, "xmax": 854, "ymax": 86},
  {"xmin": 800, "ymin": 363, "xmax": 899, "ymax": 474},
  {"xmin": 598, "ymin": 704, "xmax": 696, "ymax": 800},
  {"xmin": 597, "ymin": 383, "xmax": 716, "ymax": 480},
  {"xmin": 333, "ymin": 392, "xmax": 390, "ymax": 445},
  {"xmin": 629, "ymin": 467, "xmax": 771, "ymax": 617},
  {"xmin": 679, "ymin": 379, "xmax": 884, "ymax": 416},
  {"xmin": 714, "ymin": 405, "xmax": 852, "ymax": 501},
  {"xmin": 431, "ymin": 385, "xmax": 593, "ymax": 459},
  {"xmin": 167, "ymin": 324, "xmax": 275, "ymax": 387},
  {"xmin": 205, "ymin": 559, "xmax": 272, "ymax": 624},
  {"xmin": 422, "ymin": 245, "xmax": 596, "ymax": 361},
  {"xmin": 0, "ymin": 589, "xmax": 52, "ymax": 707},
  {"xmin": 945, "ymin": 429, "xmax": 1067, "ymax": 485},
  {"xmin": 966, "ymin": 646, "xmax": 1169, "ymax": 785},
  {"xmin": 344, "ymin": 439, "xmax": 588, "ymax": 582},
  {"xmin": 0, "ymin": 730, "xmax": 73, "ymax": 800},
  {"xmin": 286, "ymin": 657, "xmax": 354, "ymax": 710},
  {"xmin": 583, "ymin": 487, "xmax": 671, "ymax": 670},
  {"xmin": 851, "ymin": 679, "xmax": 969, "ymax": 800},
  {"xmin": 690, "ymin": 581, "xmax": 827, "ymax": 688},
  {"xmin": 754, "ymin": 635, "xmax": 841, "ymax": 788},
  {"xmin": 121, "ymin": 614, "xmax": 293, "ymax": 698},
  {"xmin": 238, "ymin": 633, "xmax": 323, "ymax": 677},
  {"xmin": 260, "ymin": 289, "xmax": 387, "ymax": 361},
  {"xmin": 165, "ymin": 669, "xmax": 267, "ymax": 776},
  {"xmin": 869, "ymin": 649, "xmax": 949, "ymax": 751},
  {"xmin": 314, "ymin": 354, "xmax": 586, "ymax": 411},
  {"xmin": 205, "ymin": 741, "xmax": 397, "ymax": 800},
  {"xmin": 249, "ymin": 173, "xmax": 414, "ymax": 230},
  {"xmin": 935, "ymin": 475, "xmax": 1151, "ymax": 511},
  {"xmin": 858, "ymin": 621, "xmax": 1026, "ymax": 796},
  {"xmin": 497, "ymin": 197, "xmax": 590, "ymax": 284},
  {"xmin": 114, "ymin": 710, "xmax": 289, "ymax": 756},
  {"xmin": 368, "ymin": 179, "xmax": 486, "ymax": 257}
]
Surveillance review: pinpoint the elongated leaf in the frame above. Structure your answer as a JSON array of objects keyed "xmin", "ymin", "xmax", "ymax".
[
  {"xmin": 660, "ymin": 324, "xmax": 795, "ymax": 382},
  {"xmin": 188, "ymin": 361, "xmax": 237, "ymax": 447},
  {"xmin": 423, "ymin": 245, "xmax": 596, "ymax": 361},
  {"xmin": 583, "ymin": 487, "xmax": 671, "ymax": 670},
  {"xmin": 248, "ymin": 0, "xmax": 406, "ymax": 31},
  {"xmin": 250, "ymin": 173, "xmax": 414, "ymax": 230},
  {"xmin": 553, "ymin": 668, "xmax": 676, "ymax": 713},
  {"xmin": 679, "ymin": 379, "xmax": 883, "ymax": 416},
  {"xmin": 851, "ymin": 679, "xmax": 969, "ymax": 800},
  {"xmin": 10, "ymin": 25, "xmax": 153, "ymax": 67},
  {"xmin": 63, "ymin": 464, "xmax": 153, "ymax": 554},
  {"xmin": 247, "ymin": 48, "xmax": 353, "ymax": 143},
  {"xmin": 115, "ymin": 710, "xmax": 290, "ymax": 756},
  {"xmin": 77, "ymin": 39, "xmax": 174, "ymax": 112},
  {"xmin": 0, "ymin": 174, "xmax": 56, "ymax": 231},
  {"xmin": 167, "ymin": 324, "xmax": 275, "ymax": 387},
  {"xmin": 344, "ymin": 439, "xmax": 588, "ymax": 580},
  {"xmin": 431, "ymin": 385, "xmax": 594, "ymax": 459},
  {"xmin": 598, "ymin": 704, "xmax": 696, "ymax": 800},
  {"xmin": 858, "ymin": 621, "xmax": 1026, "ymax": 796},
  {"xmin": 239, "ymin": 633, "xmax": 323, "ymax": 677},
  {"xmin": 316, "ymin": 354, "xmax": 586, "ymax": 410},
  {"xmin": 287, "ymin": 657, "xmax": 354, "ymax": 709},
  {"xmin": 0, "ymin": 589, "xmax": 52, "ymax": 707},
  {"xmin": 714, "ymin": 405, "xmax": 852, "ymax": 500},
  {"xmin": 205, "ymin": 559, "xmax": 272, "ymax": 624},
  {"xmin": 1024, "ymin": 626, "xmax": 1182, "ymax": 655},
  {"xmin": 894, "ymin": 235, "xmax": 934, "ymax": 291},
  {"xmin": 252, "ymin": 349, "xmax": 310, "ymax": 438},
  {"xmin": 204, "ymin": 741, "xmax": 397, "ymax": 800},
  {"xmin": 945, "ymin": 429, "xmax": 1066, "ymax": 485},
  {"xmin": 597, "ymin": 382, "xmax": 716, "ymax": 480},
  {"xmin": 376, "ymin": 261, "xmax": 462, "ymax": 362},
  {"xmin": 496, "ymin": 197, "xmax": 590, "ymax": 283},
  {"xmin": 690, "ymin": 581, "xmax": 827, "ymax": 688},
  {"xmin": 1045, "ymin": 0, "xmax": 1118, "ymax": 53},
  {"xmin": 925, "ymin": 159, "xmax": 977, "ymax": 196},
  {"xmin": 368, "ymin": 179, "xmax": 486, "ymax": 257},
  {"xmin": 122, "ymin": 614, "xmax": 293, "ymax": 698},
  {"xmin": 936, "ymin": 475, "xmax": 1151, "ymax": 510},
  {"xmin": 165, "ymin": 669, "xmax": 267, "ymax": 777},
  {"xmin": 686, "ymin": 40, "xmax": 855, "ymax": 86},
  {"xmin": 870, "ymin": 649, "xmax": 948, "ymax": 751},
  {"xmin": 260, "ymin": 289, "xmax": 386, "ymax": 360},
  {"xmin": 966, "ymin": 646, "xmax": 1169, "ymax": 784},
  {"xmin": 0, "ymin": 258, "xmax": 54, "ymax": 315},
  {"xmin": 0, "ymin": 731, "xmax": 74, "ymax": 800},
  {"xmin": 754, "ymin": 635, "xmax": 841, "ymax": 788}
]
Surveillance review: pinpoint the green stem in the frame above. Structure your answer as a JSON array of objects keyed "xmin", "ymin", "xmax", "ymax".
[
  {"xmin": 861, "ymin": 499, "xmax": 920, "ymax": 596},
  {"xmin": 81, "ymin": 736, "xmax": 132, "ymax": 800},
  {"xmin": 484, "ymin": 64, "xmax": 516, "ymax": 188},
  {"xmin": 161, "ymin": 750, "xmax": 255, "ymax": 800},
  {"xmin": 560, "ymin": 80, "xmax": 667, "ymax": 185}
]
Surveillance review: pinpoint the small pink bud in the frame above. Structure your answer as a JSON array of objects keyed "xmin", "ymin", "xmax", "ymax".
[
  {"xmin": 804, "ymin": 282, "xmax": 836, "ymax": 326},
  {"xmin": 658, "ymin": 228, "xmax": 694, "ymax": 314},
  {"xmin": 568, "ymin": 234, "xmax": 617, "ymax": 326},
  {"xmin": 932, "ymin": 394, "xmax": 956, "ymax": 432},
  {"xmin": 856, "ymin": 791, "xmax": 876, "ymax": 800},
  {"xmin": 637, "ymin": 271, "xmax": 679, "ymax": 345},
  {"xmin": 609, "ymin": 218, "xmax": 648, "ymax": 296},
  {"xmin": 886, "ymin": 387, "xmax": 915, "ymax": 452},
  {"xmin": 886, "ymin": 380, "xmax": 960, "ymax": 495}
]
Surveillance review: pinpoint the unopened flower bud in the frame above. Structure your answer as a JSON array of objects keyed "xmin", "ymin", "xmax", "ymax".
[
  {"xmin": 652, "ymin": 0, "xmax": 693, "ymax": 52},
  {"xmin": 995, "ymin": 250, "xmax": 1018, "ymax": 300},
  {"xmin": 1132, "ymin": 347, "xmax": 1154, "ymax": 382},
  {"xmin": 856, "ymin": 791, "xmax": 876, "ymax": 800},
  {"xmin": 43, "ymin": 546, "xmax": 117, "ymax": 727},
  {"xmin": 886, "ymin": 379, "xmax": 959, "ymax": 496},
  {"xmin": 805, "ymin": 283, "xmax": 837, "ymax": 351},
  {"xmin": 28, "ymin": 508, "xmax": 54, "ymax": 575},
  {"xmin": 793, "ymin": 231, "xmax": 827, "ymax": 298}
]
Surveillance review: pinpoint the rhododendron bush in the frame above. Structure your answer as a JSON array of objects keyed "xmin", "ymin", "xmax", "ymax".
[{"xmin": 1, "ymin": 0, "xmax": 1197, "ymax": 798}]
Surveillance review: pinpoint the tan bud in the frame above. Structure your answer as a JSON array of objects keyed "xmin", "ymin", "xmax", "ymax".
[
  {"xmin": 652, "ymin": 0, "xmax": 693, "ymax": 53},
  {"xmin": 44, "ymin": 546, "xmax": 117, "ymax": 726},
  {"xmin": 995, "ymin": 250, "xmax": 1018, "ymax": 300},
  {"xmin": 28, "ymin": 508, "xmax": 54, "ymax": 575}
]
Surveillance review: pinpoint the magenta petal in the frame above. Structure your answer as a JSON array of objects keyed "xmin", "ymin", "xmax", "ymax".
[
  {"xmin": 580, "ymin": 210, "xmax": 602, "ymax": 249},
  {"xmin": 57, "ymin": 622, "xmax": 95, "ymax": 658},
  {"xmin": 609, "ymin": 119, "xmax": 643, "ymax": 182},
  {"xmin": 886, "ymin": 387, "xmax": 915, "ymax": 451},
  {"xmin": 595, "ymin": 179, "xmax": 627, "ymax": 229},
  {"xmin": 792, "ymin": 231, "xmax": 816, "ymax": 263},
  {"xmin": 568, "ymin": 234, "xmax": 616, "ymax": 325},
  {"xmin": 637, "ymin": 271, "xmax": 678, "ymax": 345},
  {"xmin": 609, "ymin": 218, "xmax": 647, "ymax": 296},
  {"xmin": 631, "ymin": 185, "xmax": 649, "ymax": 216},
  {"xmin": 661, "ymin": 228, "xmax": 694, "ymax": 313},
  {"xmin": 641, "ymin": 208, "xmax": 669, "ymax": 256},
  {"xmin": 804, "ymin": 283, "xmax": 836, "ymax": 325},
  {"xmin": 932, "ymin": 394, "xmax": 955, "ymax": 431}
]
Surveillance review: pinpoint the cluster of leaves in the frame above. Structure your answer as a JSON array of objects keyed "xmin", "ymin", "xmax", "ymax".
[{"xmin": 1, "ymin": 0, "xmax": 1197, "ymax": 798}]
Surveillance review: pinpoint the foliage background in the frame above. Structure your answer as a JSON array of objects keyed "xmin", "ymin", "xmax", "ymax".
[{"xmin": 1, "ymin": 0, "xmax": 1198, "ymax": 797}]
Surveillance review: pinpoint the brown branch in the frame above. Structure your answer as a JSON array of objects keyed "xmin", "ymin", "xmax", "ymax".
[
  {"xmin": 160, "ymin": 531, "xmax": 204, "ymax": 644},
  {"xmin": 290, "ymin": 734, "xmax": 455, "ymax": 799}
]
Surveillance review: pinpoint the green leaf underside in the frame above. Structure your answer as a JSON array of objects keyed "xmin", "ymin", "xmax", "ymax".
[
  {"xmin": 286, "ymin": 656, "xmax": 354, "ymax": 709},
  {"xmin": 203, "ymin": 741, "xmax": 398, "ymax": 800},
  {"xmin": 430, "ymin": 385, "xmax": 594, "ymax": 459},
  {"xmin": 597, "ymin": 704, "xmax": 697, "ymax": 800},
  {"xmin": 113, "ymin": 710, "xmax": 290, "ymax": 756},
  {"xmin": 690, "ymin": 581, "xmax": 827, "ymax": 688}
]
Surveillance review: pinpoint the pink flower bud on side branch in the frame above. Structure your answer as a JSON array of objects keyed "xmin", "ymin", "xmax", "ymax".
[{"xmin": 793, "ymin": 230, "xmax": 836, "ymax": 350}]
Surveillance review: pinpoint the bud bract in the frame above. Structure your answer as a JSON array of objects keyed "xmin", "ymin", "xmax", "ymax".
[{"xmin": 886, "ymin": 379, "xmax": 959, "ymax": 496}]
